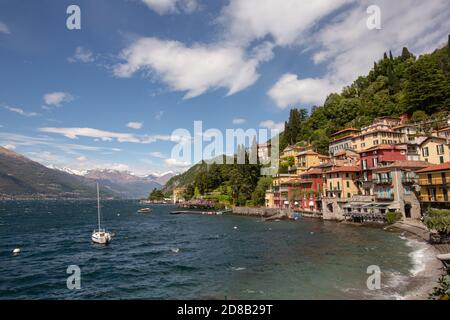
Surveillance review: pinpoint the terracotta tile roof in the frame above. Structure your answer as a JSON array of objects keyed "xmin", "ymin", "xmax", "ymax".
[
  {"xmin": 359, "ymin": 144, "xmax": 407, "ymax": 153},
  {"xmin": 326, "ymin": 166, "xmax": 360, "ymax": 173},
  {"xmin": 301, "ymin": 168, "xmax": 323, "ymax": 175},
  {"xmin": 416, "ymin": 162, "xmax": 450, "ymax": 173},
  {"xmin": 331, "ymin": 136, "xmax": 355, "ymax": 143},
  {"xmin": 374, "ymin": 160, "xmax": 430, "ymax": 171},
  {"xmin": 418, "ymin": 136, "xmax": 447, "ymax": 145},
  {"xmin": 331, "ymin": 128, "xmax": 360, "ymax": 137}
]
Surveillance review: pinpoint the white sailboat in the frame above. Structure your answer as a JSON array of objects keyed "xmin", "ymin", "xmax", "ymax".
[{"xmin": 91, "ymin": 183, "xmax": 112, "ymax": 244}]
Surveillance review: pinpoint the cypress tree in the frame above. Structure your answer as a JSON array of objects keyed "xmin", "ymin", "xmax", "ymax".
[{"xmin": 401, "ymin": 47, "xmax": 412, "ymax": 61}]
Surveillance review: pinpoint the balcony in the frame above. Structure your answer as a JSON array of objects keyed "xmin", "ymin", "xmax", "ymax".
[
  {"xmin": 373, "ymin": 177, "xmax": 393, "ymax": 185},
  {"xmin": 375, "ymin": 193, "xmax": 394, "ymax": 201},
  {"xmin": 418, "ymin": 178, "xmax": 448, "ymax": 186},
  {"xmin": 402, "ymin": 176, "xmax": 418, "ymax": 184},
  {"xmin": 420, "ymin": 195, "xmax": 447, "ymax": 202}
]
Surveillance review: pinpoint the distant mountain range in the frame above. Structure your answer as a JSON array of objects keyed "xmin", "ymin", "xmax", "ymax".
[
  {"xmin": 83, "ymin": 169, "xmax": 174, "ymax": 199},
  {"xmin": 0, "ymin": 146, "xmax": 175, "ymax": 200}
]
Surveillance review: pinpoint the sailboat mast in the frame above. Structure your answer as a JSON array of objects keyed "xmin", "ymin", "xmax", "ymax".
[{"xmin": 97, "ymin": 183, "xmax": 101, "ymax": 231}]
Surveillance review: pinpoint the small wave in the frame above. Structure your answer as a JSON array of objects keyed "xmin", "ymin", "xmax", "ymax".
[
  {"xmin": 170, "ymin": 248, "xmax": 180, "ymax": 253},
  {"xmin": 383, "ymin": 271, "xmax": 409, "ymax": 289},
  {"xmin": 402, "ymin": 237, "xmax": 430, "ymax": 276},
  {"xmin": 231, "ymin": 266, "xmax": 246, "ymax": 271}
]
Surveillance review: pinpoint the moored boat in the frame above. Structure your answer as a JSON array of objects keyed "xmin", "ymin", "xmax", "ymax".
[{"xmin": 91, "ymin": 183, "xmax": 112, "ymax": 245}]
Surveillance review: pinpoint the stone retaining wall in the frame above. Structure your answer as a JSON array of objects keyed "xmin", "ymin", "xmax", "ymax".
[{"xmin": 232, "ymin": 207, "xmax": 291, "ymax": 217}]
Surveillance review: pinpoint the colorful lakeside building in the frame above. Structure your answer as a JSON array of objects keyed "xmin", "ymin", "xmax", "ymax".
[
  {"xmin": 264, "ymin": 113, "xmax": 450, "ymax": 222},
  {"xmin": 417, "ymin": 162, "xmax": 450, "ymax": 211},
  {"xmin": 358, "ymin": 144, "xmax": 408, "ymax": 195}
]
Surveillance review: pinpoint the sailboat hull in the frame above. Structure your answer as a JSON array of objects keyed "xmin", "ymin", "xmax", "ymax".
[{"xmin": 92, "ymin": 231, "xmax": 111, "ymax": 244}]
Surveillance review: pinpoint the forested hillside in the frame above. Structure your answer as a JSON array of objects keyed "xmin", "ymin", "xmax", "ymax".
[{"xmin": 281, "ymin": 37, "xmax": 450, "ymax": 153}]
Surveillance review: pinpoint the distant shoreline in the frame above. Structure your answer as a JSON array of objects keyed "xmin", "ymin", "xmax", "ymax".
[{"xmin": 0, "ymin": 197, "xmax": 141, "ymax": 201}]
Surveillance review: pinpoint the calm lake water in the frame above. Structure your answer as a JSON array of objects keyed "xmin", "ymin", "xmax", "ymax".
[{"xmin": 0, "ymin": 200, "xmax": 429, "ymax": 299}]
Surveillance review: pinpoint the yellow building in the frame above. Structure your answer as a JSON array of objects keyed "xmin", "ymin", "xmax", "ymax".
[
  {"xmin": 419, "ymin": 136, "xmax": 450, "ymax": 164},
  {"xmin": 295, "ymin": 150, "xmax": 330, "ymax": 175},
  {"xmin": 323, "ymin": 166, "xmax": 361, "ymax": 199},
  {"xmin": 271, "ymin": 174, "xmax": 296, "ymax": 208},
  {"xmin": 265, "ymin": 191, "xmax": 274, "ymax": 208},
  {"xmin": 351, "ymin": 116, "xmax": 405, "ymax": 151},
  {"xmin": 280, "ymin": 145, "xmax": 305, "ymax": 160},
  {"xmin": 417, "ymin": 162, "xmax": 450, "ymax": 208}
]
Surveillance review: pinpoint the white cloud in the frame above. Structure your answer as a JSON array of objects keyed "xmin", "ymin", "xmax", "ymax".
[
  {"xmin": 77, "ymin": 156, "xmax": 87, "ymax": 162},
  {"xmin": 220, "ymin": 0, "xmax": 352, "ymax": 46},
  {"xmin": 268, "ymin": 0, "xmax": 450, "ymax": 107},
  {"xmin": 39, "ymin": 127, "xmax": 142, "ymax": 143},
  {"xmin": 165, "ymin": 158, "xmax": 191, "ymax": 168},
  {"xmin": 232, "ymin": 118, "xmax": 246, "ymax": 125},
  {"xmin": 0, "ymin": 132, "xmax": 123, "ymax": 166},
  {"xmin": 142, "ymin": 0, "xmax": 198, "ymax": 15},
  {"xmin": 268, "ymin": 74, "xmax": 341, "ymax": 108},
  {"xmin": 3, "ymin": 144, "xmax": 16, "ymax": 150},
  {"xmin": 3, "ymin": 106, "xmax": 38, "ymax": 117},
  {"xmin": 0, "ymin": 21, "xmax": 10, "ymax": 34},
  {"xmin": 149, "ymin": 151, "xmax": 166, "ymax": 158},
  {"xmin": 259, "ymin": 120, "xmax": 284, "ymax": 132},
  {"xmin": 127, "ymin": 122, "xmax": 143, "ymax": 129},
  {"xmin": 113, "ymin": 37, "xmax": 273, "ymax": 99},
  {"xmin": 38, "ymin": 127, "xmax": 178, "ymax": 144},
  {"xmin": 68, "ymin": 46, "xmax": 95, "ymax": 63},
  {"xmin": 43, "ymin": 92, "xmax": 74, "ymax": 107}
]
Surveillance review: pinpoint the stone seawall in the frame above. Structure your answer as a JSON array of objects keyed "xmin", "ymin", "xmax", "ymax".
[{"xmin": 232, "ymin": 207, "xmax": 290, "ymax": 218}]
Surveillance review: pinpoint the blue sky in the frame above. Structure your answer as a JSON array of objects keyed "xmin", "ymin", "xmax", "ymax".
[{"xmin": 0, "ymin": 0, "xmax": 449, "ymax": 175}]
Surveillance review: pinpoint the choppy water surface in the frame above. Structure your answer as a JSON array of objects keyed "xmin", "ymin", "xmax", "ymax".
[{"xmin": 0, "ymin": 200, "xmax": 429, "ymax": 299}]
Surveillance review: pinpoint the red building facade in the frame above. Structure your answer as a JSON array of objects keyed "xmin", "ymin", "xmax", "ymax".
[
  {"xmin": 359, "ymin": 145, "xmax": 407, "ymax": 195},
  {"xmin": 287, "ymin": 167, "xmax": 324, "ymax": 211}
]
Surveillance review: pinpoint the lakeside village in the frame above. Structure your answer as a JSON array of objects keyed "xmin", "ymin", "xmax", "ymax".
[
  {"xmin": 263, "ymin": 114, "xmax": 450, "ymax": 224},
  {"xmin": 169, "ymin": 113, "xmax": 450, "ymax": 299},
  {"xmin": 171, "ymin": 113, "xmax": 450, "ymax": 236}
]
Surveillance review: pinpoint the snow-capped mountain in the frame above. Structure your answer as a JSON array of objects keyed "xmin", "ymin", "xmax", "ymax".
[{"xmin": 42, "ymin": 164, "xmax": 178, "ymax": 199}]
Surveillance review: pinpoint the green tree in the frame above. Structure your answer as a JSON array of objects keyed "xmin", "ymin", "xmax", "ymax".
[
  {"xmin": 148, "ymin": 188, "xmax": 164, "ymax": 201},
  {"xmin": 252, "ymin": 176, "xmax": 272, "ymax": 206},
  {"xmin": 404, "ymin": 51, "xmax": 450, "ymax": 114},
  {"xmin": 410, "ymin": 110, "xmax": 429, "ymax": 123},
  {"xmin": 183, "ymin": 184, "xmax": 195, "ymax": 201}
]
